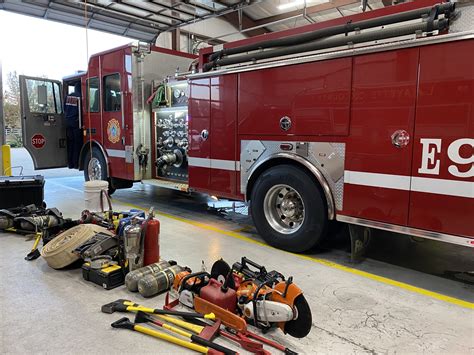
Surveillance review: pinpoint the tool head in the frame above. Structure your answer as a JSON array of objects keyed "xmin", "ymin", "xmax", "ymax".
[
  {"xmin": 101, "ymin": 299, "xmax": 134, "ymax": 314},
  {"xmin": 25, "ymin": 249, "xmax": 41, "ymax": 261},
  {"xmin": 111, "ymin": 317, "xmax": 135, "ymax": 330},
  {"xmin": 134, "ymin": 311, "xmax": 152, "ymax": 324}
]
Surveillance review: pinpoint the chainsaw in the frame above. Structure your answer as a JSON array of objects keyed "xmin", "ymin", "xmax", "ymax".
[{"xmin": 210, "ymin": 257, "xmax": 312, "ymax": 338}]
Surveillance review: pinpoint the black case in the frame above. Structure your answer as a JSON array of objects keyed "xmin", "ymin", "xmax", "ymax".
[
  {"xmin": 82, "ymin": 263, "xmax": 125, "ymax": 290},
  {"xmin": 0, "ymin": 175, "xmax": 45, "ymax": 209}
]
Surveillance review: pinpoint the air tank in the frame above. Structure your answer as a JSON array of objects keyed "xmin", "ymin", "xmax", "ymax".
[
  {"xmin": 125, "ymin": 260, "xmax": 171, "ymax": 292},
  {"xmin": 138, "ymin": 264, "xmax": 184, "ymax": 298},
  {"xmin": 123, "ymin": 219, "xmax": 143, "ymax": 271}
]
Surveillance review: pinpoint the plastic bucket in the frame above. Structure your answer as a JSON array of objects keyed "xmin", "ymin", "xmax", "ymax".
[{"xmin": 84, "ymin": 180, "xmax": 110, "ymax": 212}]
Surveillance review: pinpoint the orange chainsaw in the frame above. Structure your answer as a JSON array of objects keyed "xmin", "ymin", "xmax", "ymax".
[{"xmin": 210, "ymin": 257, "xmax": 312, "ymax": 338}]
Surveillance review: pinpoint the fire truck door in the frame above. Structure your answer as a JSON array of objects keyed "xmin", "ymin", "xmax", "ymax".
[
  {"xmin": 409, "ymin": 41, "xmax": 474, "ymax": 238},
  {"xmin": 101, "ymin": 51, "xmax": 131, "ymax": 180},
  {"xmin": 343, "ymin": 48, "xmax": 419, "ymax": 226},
  {"xmin": 188, "ymin": 78, "xmax": 211, "ymax": 191},
  {"xmin": 19, "ymin": 75, "xmax": 68, "ymax": 169}
]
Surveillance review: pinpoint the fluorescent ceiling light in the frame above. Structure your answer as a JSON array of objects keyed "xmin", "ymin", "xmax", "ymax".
[{"xmin": 277, "ymin": 0, "xmax": 329, "ymax": 11}]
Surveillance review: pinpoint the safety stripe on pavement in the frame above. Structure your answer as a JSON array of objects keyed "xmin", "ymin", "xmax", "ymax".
[{"xmin": 114, "ymin": 199, "xmax": 474, "ymax": 310}]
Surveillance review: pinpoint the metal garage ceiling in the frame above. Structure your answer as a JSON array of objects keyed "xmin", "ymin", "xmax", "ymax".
[{"xmin": 0, "ymin": 0, "xmax": 396, "ymax": 44}]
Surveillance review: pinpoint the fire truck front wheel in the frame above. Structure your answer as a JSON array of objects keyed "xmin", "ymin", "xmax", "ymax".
[
  {"xmin": 83, "ymin": 147, "xmax": 115, "ymax": 195},
  {"xmin": 251, "ymin": 164, "xmax": 327, "ymax": 252}
]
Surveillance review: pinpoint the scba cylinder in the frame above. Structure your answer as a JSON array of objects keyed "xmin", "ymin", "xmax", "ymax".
[
  {"xmin": 138, "ymin": 264, "xmax": 184, "ymax": 298},
  {"xmin": 125, "ymin": 260, "xmax": 171, "ymax": 292}
]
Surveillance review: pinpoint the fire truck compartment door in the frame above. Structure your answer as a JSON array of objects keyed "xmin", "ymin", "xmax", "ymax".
[
  {"xmin": 409, "ymin": 40, "xmax": 474, "ymax": 238},
  {"xmin": 342, "ymin": 48, "xmax": 419, "ymax": 226},
  {"xmin": 19, "ymin": 75, "xmax": 68, "ymax": 169},
  {"xmin": 238, "ymin": 57, "xmax": 352, "ymax": 136},
  {"xmin": 188, "ymin": 78, "xmax": 211, "ymax": 191}
]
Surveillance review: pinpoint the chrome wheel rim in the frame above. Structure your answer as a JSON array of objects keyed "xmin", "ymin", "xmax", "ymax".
[
  {"xmin": 87, "ymin": 157, "xmax": 102, "ymax": 181},
  {"xmin": 263, "ymin": 184, "xmax": 305, "ymax": 235}
]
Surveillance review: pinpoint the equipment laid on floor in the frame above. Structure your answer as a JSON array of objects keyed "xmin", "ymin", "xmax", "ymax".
[
  {"xmin": 102, "ymin": 299, "xmax": 216, "ymax": 320},
  {"xmin": 111, "ymin": 317, "xmax": 213, "ymax": 354},
  {"xmin": 231, "ymin": 257, "xmax": 311, "ymax": 338},
  {"xmin": 194, "ymin": 296, "xmax": 247, "ymax": 333},
  {"xmin": 82, "ymin": 256, "xmax": 125, "ymax": 290},
  {"xmin": 125, "ymin": 260, "xmax": 172, "ymax": 292},
  {"xmin": 41, "ymin": 224, "xmax": 113, "ymax": 269},
  {"xmin": 134, "ymin": 311, "xmax": 237, "ymax": 355},
  {"xmin": 74, "ymin": 232, "xmax": 120, "ymax": 259},
  {"xmin": 138, "ymin": 264, "xmax": 186, "ymax": 297},
  {"xmin": 0, "ymin": 175, "xmax": 44, "ymax": 209},
  {"xmin": 123, "ymin": 218, "xmax": 145, "ymax": 271},
  {"xmin": 0, "ymin": 205, "xmax": 63, "ymax": 232},
  {"xmin": 164, "ymin": 293, "xmax": 297, "ymax": 354},
  {"xmin": 143, "ymin": 208, "xmax": 160, "ymax": 266},
  {"xmin": 25, "ymin": 232, "xmax": 43, "ymax": 261},
  {"xmin": 172, "ymin": 257, "xmax": 311, "ymax": 339},
  {"xmin": 0, "ymin": 204, "xmax": 77, "ymax": 260},
  {"xmin": 84, "ymin": 180, "xmax": 112, "ymax": 212}
]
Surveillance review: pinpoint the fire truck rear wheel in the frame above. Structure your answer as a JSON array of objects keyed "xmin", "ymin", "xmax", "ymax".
[
  {"xmin": 83, "ymin": 147, "xmax": 116, "ymax": 195},
  {"xmin": 251, "ymin": 164, "xmax": 327, "ymax": 252}
]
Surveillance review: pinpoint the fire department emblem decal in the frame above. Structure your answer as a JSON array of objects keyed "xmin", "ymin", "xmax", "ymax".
[{"xmin": 107, "ymin": 119, "xmax": 121, "ymax": 144}]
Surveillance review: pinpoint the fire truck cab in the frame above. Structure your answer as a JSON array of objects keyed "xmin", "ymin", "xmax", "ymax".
[
  {"xmin": 20, "ymin": 43, "xmax": 196, "ymax": 192},
  {"xmin": 20, "ymin": 0, "xmax": 473, "ymax": 253}
]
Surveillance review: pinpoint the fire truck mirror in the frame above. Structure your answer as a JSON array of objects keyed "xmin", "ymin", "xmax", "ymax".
[{"xmin": 37, "ymin": 85, "xmax": 47, "ymax": 106}]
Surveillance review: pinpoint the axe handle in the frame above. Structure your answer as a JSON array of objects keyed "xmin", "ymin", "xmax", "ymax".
[{"xmin": 134, "ymin": 324, "xmax": 208, "ymax": 353}]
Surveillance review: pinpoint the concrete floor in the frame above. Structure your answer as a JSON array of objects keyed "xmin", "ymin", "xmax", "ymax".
[{"xmin": 1, "ymin": 148, "xmax": 473, "ymax": 354}]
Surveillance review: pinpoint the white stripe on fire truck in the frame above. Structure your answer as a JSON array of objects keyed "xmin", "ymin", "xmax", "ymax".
[
  {"xmin": 106, "ymin": 149, "xmax": 126, "ymax": 158},
  {"xmin": 188, "ymin": 157, "xmax": 240, "ymax": 171},
  {"xmin": 411, "ymin": 177, "xmax": 474, "ymax": 198},
  {"xmin": 344, "ymin": 171, "xmax": 473, "ymax": 198}
]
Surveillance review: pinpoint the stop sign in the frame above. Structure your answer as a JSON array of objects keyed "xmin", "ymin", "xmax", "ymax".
[{"xmin": 31, "ymin": 134, "xmax": 46, "ymax": 149}]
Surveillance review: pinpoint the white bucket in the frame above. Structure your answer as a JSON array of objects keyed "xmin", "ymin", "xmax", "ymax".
[{"xmin": 84, "ymin": 180, "xmax": 111, "ymax": 212}]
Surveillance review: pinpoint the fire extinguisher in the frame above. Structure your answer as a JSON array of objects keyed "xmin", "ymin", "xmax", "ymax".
[{"xmin": 143, "ymin": 208, "xmax": 160, "ymax": 266}]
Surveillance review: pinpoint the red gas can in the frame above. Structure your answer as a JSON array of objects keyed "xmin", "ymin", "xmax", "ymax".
[
  {"xmin": 200, "ymin": 278, "xmax": 237, "ymax": 312},
  {"xmin": 143, "ymin": 215, "xmax": 160, "ymax": 266}
]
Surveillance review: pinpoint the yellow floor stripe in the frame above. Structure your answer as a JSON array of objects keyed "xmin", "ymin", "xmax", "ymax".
[{"xmin": 115, "ymin": 199, "xmax": 474, "ymax": 310}]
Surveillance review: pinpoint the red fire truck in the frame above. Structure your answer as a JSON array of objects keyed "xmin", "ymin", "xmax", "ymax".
[{"xmin": 20, "ymin": 0, "xmax": 473, "ymax": 252}]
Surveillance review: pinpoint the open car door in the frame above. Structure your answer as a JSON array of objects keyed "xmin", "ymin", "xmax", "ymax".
[{"xmin": 19, "ymin": 75, "xmax": 68, "ymax": 169}]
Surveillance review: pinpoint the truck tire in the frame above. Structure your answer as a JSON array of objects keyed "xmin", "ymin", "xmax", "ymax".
[
  {"xmin": 83, "ymin": 147, "xmax": 116, "ymax": 195},
  {"xmin": 250, "ymin": 164, "xmax": 327, "ymax": 252}
]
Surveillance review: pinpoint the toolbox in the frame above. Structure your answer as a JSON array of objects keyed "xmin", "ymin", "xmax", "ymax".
[
  {"xmin": 0, "ymin": 175, "xmax": 45, "ymax": 209},
  {"xmin": 82, "ymin": 262, "xmax": 125, "ymax": 290}
]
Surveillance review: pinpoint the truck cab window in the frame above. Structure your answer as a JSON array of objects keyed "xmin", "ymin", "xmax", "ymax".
[
  {"xmin": 86, "ymin": 77, "xmax": 100, "ymax": 112},
  {"xmin": 25, "ymin": 79, "xmax": 62, "ymax": 114},
  {"xmin": 103, "ymin": 74, "xmax": 121, "ymax": 112}
]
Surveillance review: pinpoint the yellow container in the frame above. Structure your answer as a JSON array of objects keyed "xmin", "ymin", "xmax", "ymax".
[{"xmin": 2, "ymin": 145, "xmax": 11, "ymax": 176}]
